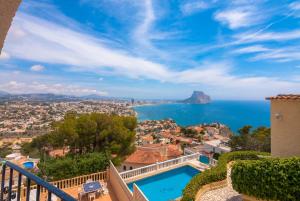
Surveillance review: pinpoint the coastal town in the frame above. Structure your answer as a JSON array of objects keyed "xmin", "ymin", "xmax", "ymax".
[
  {"xmin": 0, "ymin": 98, "xmax": 232, "ymax": 172},
  {"xmin": 0, "ymin": 100, "xmax": 136, "ymax": 137}
]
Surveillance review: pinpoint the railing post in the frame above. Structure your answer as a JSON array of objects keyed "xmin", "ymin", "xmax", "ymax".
[
  {"xmin": 17, "ymin": 173, "xmax": 22, "ymax": 201},
  {"xmin": 1, "ymin": 162, "xmax": 6, "ymax": 201},
  {"xmin": 8, "ymin": 167, "xmax": 13, "ymax": 201}
]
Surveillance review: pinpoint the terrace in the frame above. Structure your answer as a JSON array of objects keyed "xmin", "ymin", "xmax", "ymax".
[
  {"xmin": 0, "ymin": 151, "xmax": 210, "ymax": 201},
  {"xmin": 112, "ymin": 153, "xmax": 210, "ymax": 201}
]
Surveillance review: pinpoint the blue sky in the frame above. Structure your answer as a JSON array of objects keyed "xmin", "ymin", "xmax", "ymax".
[{"xmin": 0, "ymin": 0, "xmax": 300, "ymax": 100}]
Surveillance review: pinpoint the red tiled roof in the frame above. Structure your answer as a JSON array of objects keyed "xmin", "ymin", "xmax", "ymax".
[
  {"xmin": 266, "ymin": 94, "xmax": 300, "ymax": 100},
  {"xmin": 124, "ymin": 144, "xmax": 182, "ymax": 165},
  {"xmin": 141, "ymin": 135, "xmax": 153, "ymax": 142}
]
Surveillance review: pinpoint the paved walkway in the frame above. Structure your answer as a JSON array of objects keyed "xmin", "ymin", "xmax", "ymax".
[{"xmin": 199, "ymin": 187, "xmax": 242, "ymax": 201}]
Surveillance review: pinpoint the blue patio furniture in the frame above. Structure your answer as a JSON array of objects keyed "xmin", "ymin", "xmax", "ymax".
[{"xmin": 83, "ymin": 181, "xmax": 102, "ymax": 193}]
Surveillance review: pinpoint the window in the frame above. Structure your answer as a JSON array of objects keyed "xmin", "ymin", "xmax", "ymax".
[
  {"xmin": 129, "ymin": 166, "xmax": 133, "ymax": 170},
  {"xmin": 123, "ymin": 166, "xmax": 126, "ymax": 171}
]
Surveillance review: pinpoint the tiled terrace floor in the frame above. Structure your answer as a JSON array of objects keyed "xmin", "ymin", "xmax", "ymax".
[
  {"xmin": 199, "ymin": 187, "xmax": 242, "ymax": 201},
  {"xmin": 63, "ymin": 183, "xmax": 118, "ymax": 201}
]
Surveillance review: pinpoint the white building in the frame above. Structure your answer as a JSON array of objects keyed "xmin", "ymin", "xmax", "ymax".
[{"xmin": 203, "ymin": 140, "xmax": 231, "ymax": 154}]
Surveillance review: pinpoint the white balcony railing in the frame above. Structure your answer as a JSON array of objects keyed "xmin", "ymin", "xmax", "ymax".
[
  {"xmin": 183, "ymin": 148, "xmax": 196, "ymax": 155},
  {"xmin": 120, "ymin": 153, "xmax": 200, "ymax": 180}
]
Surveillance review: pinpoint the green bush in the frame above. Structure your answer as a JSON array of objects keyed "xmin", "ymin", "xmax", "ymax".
[
  {"xmin": 38, "ymin": 152, "xmax": 110, "ymax": 181},
  {"xmin": 182, "ymin": 151, "xmax": 268, "ymax": 201},
  {"xmin": 232, "ymin": 158, "xmax": 300, "ymax": 201}
]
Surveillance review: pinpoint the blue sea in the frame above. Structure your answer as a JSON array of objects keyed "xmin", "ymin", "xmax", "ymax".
[{"xmin": 134, "ymin": 101, "xmax": 270, "ymax": 133}]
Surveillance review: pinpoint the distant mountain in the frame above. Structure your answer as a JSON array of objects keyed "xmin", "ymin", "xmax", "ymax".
[
  {"xmin": 0, "ymin": 90, "xmax": 10, "ymax": 97},
  {"xmin": 180, "ymin": 91, "xmax": 211, "ymax": 104},
  {"xmin": 80, "ymin": 94, "xmax": 106, "ymax": 100},
  {"xmin": 0, "ymin": 93, "xmax": 80, "ymax": 102},
  {"xmin": 0, "ymin": 92, "xmax": 122, "ymax": 102}
]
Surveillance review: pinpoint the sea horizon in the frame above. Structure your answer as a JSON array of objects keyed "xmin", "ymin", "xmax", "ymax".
[{"xmin": 134, "ymin": 100, "xmax": 270, "ymax": 133}]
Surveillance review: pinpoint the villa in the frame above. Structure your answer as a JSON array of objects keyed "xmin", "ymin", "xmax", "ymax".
[
  {"xmin": 266, "ymin": 94, "xmax": 300, "ymax": 157},
  {"xmin": 121, "ymin": 144, "xmax": 183, "ymax": 171}
]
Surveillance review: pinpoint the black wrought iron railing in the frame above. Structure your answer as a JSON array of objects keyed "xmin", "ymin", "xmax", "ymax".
[{"xmin": 0, "ymin": 159, "xmax": 76, "ymax": 201}]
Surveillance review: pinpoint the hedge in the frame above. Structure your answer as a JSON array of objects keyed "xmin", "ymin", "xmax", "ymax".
[
  {"xmin": 232, "ymin": 158, "xmax": 300, "ymax": 201},
  {"xmin": 181, "ymin": 151, "xmax": 269, "ymax": 201},
  {"xmin": 38, "ymin": 152, "xmax": 110, "ymax": 181}
]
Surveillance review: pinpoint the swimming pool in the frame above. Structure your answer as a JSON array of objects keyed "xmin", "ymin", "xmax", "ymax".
[
  {"xmin": 199, "ymin": 155, "xmax": 210, "ymax": 164},
  {"xmin": 127, "ymin": 165, "xmax": 200, "ymax": 201},
  {"xmin": 23, "ymin": 161, "xmax": 34, "ymax": 169}
]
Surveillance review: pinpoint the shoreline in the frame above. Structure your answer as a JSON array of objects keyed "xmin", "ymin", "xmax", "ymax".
[{"xmin": 130, "ymin": 101, "xmax": 270, "ymax": 132}]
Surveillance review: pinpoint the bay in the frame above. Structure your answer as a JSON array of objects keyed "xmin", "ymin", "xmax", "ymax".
[{"xmin": 134, "ymin": 101, "xmax": 270, "ymax": 133}]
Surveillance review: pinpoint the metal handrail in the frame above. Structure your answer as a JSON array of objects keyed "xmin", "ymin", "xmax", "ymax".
[{"xmin": 1, "ymin": 159, "xmax": 76, "ymax": 201}]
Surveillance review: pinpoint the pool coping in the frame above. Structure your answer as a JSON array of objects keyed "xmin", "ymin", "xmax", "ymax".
[
  {"xmin": 124, "ymin": 160, "xmax": 209, "ymax": 201},
  {"xmin": 124, "ymin": 161, "xmax": 204, "ymax": 184}
]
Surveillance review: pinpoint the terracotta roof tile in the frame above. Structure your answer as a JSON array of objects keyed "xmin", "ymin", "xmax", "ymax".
[
  {"xmin": 124, "ymin": 144, "xmax": 182, "ymax": 165},
  {"xmin": 266, "ymin": 94, "xmax": 300, "ymax": 100}
]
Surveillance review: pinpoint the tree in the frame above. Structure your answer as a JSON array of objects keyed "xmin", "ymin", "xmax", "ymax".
[
  {"xmin": 22, "ymin": 113, "xmax": 137, "ymax": 158},
  {"xmin": 181, "ymin": 127, "xmax": 198, "ymax": 138},
  {"xmin": 229, "ymin": 126, "xmax": 270, "ymax": 152}
]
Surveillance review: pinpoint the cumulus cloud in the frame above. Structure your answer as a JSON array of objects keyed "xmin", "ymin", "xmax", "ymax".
[{"xmin": 30, "ymin": 64, "xmax": 45, "ymax": 71}]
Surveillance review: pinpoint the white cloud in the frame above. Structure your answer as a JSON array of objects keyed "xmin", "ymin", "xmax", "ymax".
[
  {"xmin": 234, "ymin": 30, "xmax": 300, "ymax": 43},
  {"xmin": 214, "ymin": 6, "xmax": 262, "ymax": 29},
  {"xmin": 0, "ymin": 51, "xmax": 10, "ymax": 60},
  {"xmin": 0, "ymin": 80, "xmax": 107, "ymax": 96},
  {"xmin": 131, "ymin": 0, "xmax": 173, "ymax": 60},
  {"xmin": 181, "ymin": 1, "xmax": 210, "ymax": 15},
  {"xmin": 250, "ymin": 48, "xmax": 300, "ymax": 62},
  {"xmin": 172, "ymin": 61, "xmax": 300, "ymax": 99},
  {"xmin": 2, "ymin": 7, "xmax": 299, "ymax": 99},
  {"xmin": 5, "ymin": 12, "xmax": 171, "ymax": 81},
  {"xmin": 30, "ymin": 64, "xmax": 45, "ymax": 71},
  {"xmin": 289, "ymin": 2, "xmax": 300, "ymax": 11},
  {"xmin": 232, "ymin": 45, "xmax": 270, "ymax": 54}
]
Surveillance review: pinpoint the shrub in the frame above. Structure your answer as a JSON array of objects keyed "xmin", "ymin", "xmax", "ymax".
[
  {"xmin": 232, "ymin": 158, "xmax": 300, "ymax": 201},
  {"xmin": 181, "ymin": 151, "xmax": 268, "ymax": 201},
  {"xmin": 38, "ymin": 152, "xmax": 110, "ymax": 181}
]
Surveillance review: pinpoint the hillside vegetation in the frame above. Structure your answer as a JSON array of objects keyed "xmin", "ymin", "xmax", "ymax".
[{"xmin": 22, "ymin": 112, "xmax": 137, "ymax": 180}]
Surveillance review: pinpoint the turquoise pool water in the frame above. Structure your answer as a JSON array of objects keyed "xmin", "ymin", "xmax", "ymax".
[
  {"xmin": 23, "ymin": 161, "xmax": 34, "ymax": 169},
  {"xmin": 127, "ymin": 165, "xmax": 200, "ymax": 201},
  {"xmin": 199, "ymin": 155, "xmax": 210, "ymax": 164}
]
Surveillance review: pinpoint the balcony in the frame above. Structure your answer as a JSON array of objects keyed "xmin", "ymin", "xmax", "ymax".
[
  {"xmin": 0, "ymin": 158, "xmax": 120, "ymax": 201},
  {"xmin": 1, "ymin": 159, "xmax": 76, "ymax": 201}
]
